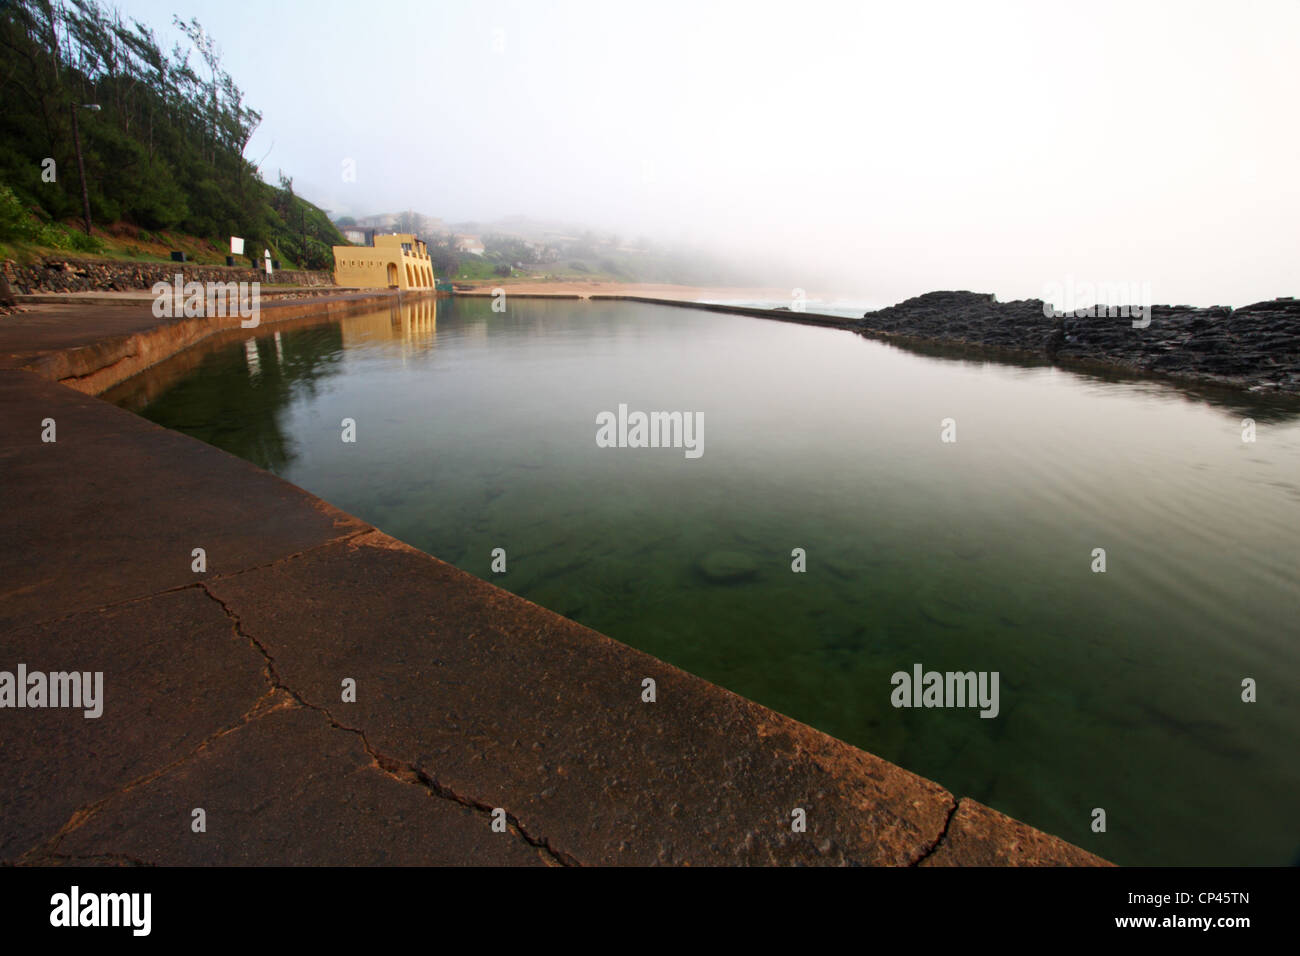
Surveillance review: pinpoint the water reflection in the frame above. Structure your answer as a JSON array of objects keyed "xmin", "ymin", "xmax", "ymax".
[
  {"xmin": 869, "ymin": 334, "xmax": 1300, "ymax": 424},
  {"xmin": 340, "ymin": 296, "xmax": 440, "ymax": 357},
  {"xmin": 107, "ymin": 297, "xmax": 1300, "ymax": 865},
  {"xmin": 108, "ymin": 296, "xmax": 1300, "ymax": 429},
  {"xmin": 104, "ymin": 299, "xmax": 453, "ymax": 472}
]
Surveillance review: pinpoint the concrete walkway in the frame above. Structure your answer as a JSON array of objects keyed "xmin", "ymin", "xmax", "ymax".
[{"xmin": 0, "ymin": 297, "xmax": 1109, "ymax": 866}]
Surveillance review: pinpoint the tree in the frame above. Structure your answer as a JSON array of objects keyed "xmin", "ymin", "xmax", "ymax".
[{"xmin": 0, "ymin": 0, "xmax": 338, "ymax": 261}]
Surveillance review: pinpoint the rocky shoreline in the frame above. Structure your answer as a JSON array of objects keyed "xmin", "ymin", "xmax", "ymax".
[{"xmin": 855, "ymin": 291, "xmax": 1300, "ymax": 396}]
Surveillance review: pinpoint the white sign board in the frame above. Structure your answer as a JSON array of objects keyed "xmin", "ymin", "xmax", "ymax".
[{"xmin": 230, "ymin": 236, "xmax": 245, "ymax": 255}]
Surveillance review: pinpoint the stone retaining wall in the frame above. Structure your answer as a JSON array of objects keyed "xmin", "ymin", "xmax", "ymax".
[{"xmin": 1, "ymin": 256, "xmax": 333, "ymax": 295}]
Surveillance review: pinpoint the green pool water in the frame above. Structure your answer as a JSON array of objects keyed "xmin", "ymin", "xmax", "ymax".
[{"xmin": 107, "ymin": 296, "xmax": 1300, "ymax": 866}]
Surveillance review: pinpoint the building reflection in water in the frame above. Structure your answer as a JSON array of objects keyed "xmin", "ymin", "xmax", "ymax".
[
  {"xmin": 339, "ymin": 296, "xmax": 439, "ymax": 363},
  {"xmin": 244, "ymin": 336, "xmax": 260, "ymax": 377}
]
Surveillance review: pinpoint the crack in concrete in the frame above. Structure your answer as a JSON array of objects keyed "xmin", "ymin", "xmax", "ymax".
[
  {"xmin": 15, "ymin": 685, "xmax": 288, "ymax": 865},
  {"xmin": 374, "ymin": 757, "xmax": 579, "ymax": 868},
  {"xmin": 5, "ymin": 580, "xmax": 209, "ymax": 631},
  {"xmin": 197, "ymin": 582, "xmax": 577, "ymax": 867},
  {"xmin": 202, "ymin": 528, "xmax": 373, "ymax": 584},
  {"xmin": 1, "ymin": 531, "xmax": 371, "ymax": 634},
  {"xmin": 909, "ymin": 798, "xmax": 959, "ymax": 867},
  {"xmin": 53, "ymin": 349, "xmax": 141, "ymax": 387}
]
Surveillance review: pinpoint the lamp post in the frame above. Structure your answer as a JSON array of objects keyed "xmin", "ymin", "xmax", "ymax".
[{"xmin": 70, "ymin": 103, "xmax": 100, "ymax": 236}]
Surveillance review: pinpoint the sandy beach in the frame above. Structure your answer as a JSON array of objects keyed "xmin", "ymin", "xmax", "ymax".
[{"xmin": 447, "ymin": 279, "xmax": 834, "ymax": 302}]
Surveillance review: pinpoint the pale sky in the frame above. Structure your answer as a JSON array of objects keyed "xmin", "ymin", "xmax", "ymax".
[{"xmin": 121, "ymin": 0, "xmax": 1299, "ymax": 305}]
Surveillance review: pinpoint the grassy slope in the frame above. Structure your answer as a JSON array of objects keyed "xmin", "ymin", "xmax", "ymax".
[{"xmin": 2, "ymin": 220, "xmax": 324, "ymax": 271}]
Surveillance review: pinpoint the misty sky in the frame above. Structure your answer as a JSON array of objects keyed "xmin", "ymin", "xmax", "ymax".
[{"xmin": 121, "ymin": 0, "xmax": 1298, "ymax": 305}]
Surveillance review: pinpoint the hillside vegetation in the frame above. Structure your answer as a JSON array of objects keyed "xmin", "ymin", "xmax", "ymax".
[{"xmin": 0, "ymin": 0, "xmax": 342, "ymax": 269}]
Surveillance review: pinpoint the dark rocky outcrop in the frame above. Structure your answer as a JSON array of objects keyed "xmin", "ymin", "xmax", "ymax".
[{"xmin": 856, "ymin": 291, "xmax": 1300, "ymax": 394}]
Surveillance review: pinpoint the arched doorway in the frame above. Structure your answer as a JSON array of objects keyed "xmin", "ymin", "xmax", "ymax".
[{"xmin": 386, "ymin": 263, "xmax": 398, "ymax": 287}]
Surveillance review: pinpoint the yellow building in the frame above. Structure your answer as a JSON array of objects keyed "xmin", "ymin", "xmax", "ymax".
[{"xmin": 332, "ymin": 233, "xmax": 436, "ymax": 290}]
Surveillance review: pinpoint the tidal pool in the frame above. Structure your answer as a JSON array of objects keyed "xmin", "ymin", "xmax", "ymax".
[{"xmin": 107, "ymin": 296, "xmax": 1300, "ymax": 866}]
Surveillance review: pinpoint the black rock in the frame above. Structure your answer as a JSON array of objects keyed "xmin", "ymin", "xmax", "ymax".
[{"xmin": 854, "ymin": 291, "xmax": 1300, "ymax": 394}]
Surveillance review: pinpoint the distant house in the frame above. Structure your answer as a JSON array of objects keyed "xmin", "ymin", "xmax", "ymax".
[
  {"xmin": 332, "ymin": 233, "xmax": 436, "ymax": 290},
  {"xmin": 340, "ymin": 226, "xmax": 374, "ymax": 245},
  {"xmin": 455, "ymin": 235, "xmax": 485, "ymax": 256}
]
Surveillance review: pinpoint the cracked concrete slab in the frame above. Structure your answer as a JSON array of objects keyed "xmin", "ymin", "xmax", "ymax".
[
  {"xmin": 45, "ymin": 697, "xmax": 548, "ymax": 866},
  {"xmin": 0, "ymin": 587, "xmax": 268, "ymax": 862},
  {"xmin": 0, "ymin": 369, "xmax": 368, "ymax": 630},
  {"xmin": 205, "ymin": 530, "xmax": 960, "ymax": 866}
]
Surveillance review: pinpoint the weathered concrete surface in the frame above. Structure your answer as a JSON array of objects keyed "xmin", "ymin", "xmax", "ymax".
[
  {"xmin": 0, "ymin": 303, "xmax": 1110, "ymax": 866},
  {"xmin": 0, "ymin": 589, "xmax": 268, "ymax": 862},
  {"xmin": 45, "ymin": 700, "xmax": 550, "ymax": 867},
  {"xmin": 201, "ymin": 530, "xmax": 954, "ymax": 866},
  {"xmin": 0, "ymin": 370, "xmax": 366, "ymax": 630}
]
